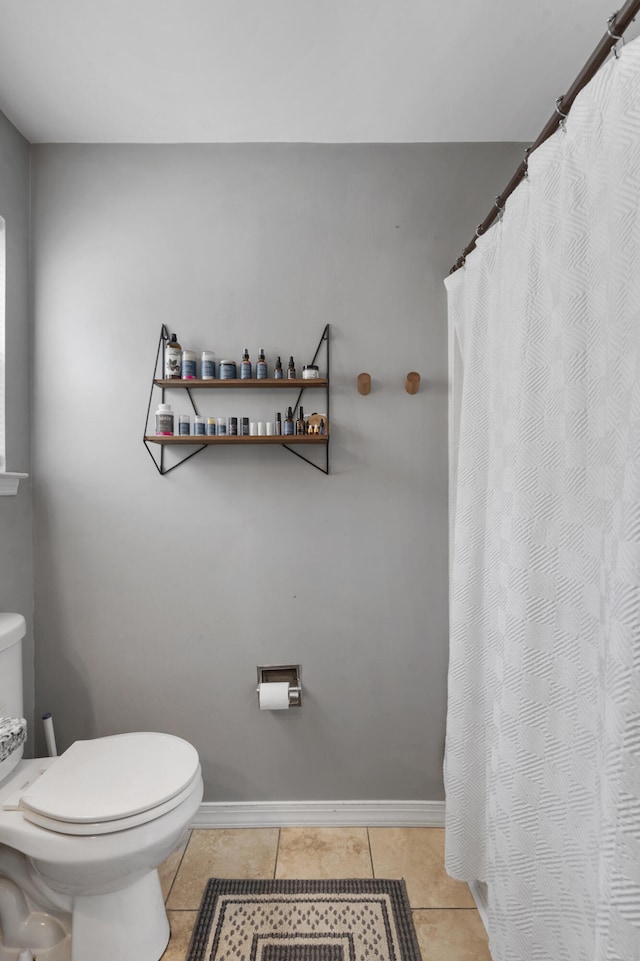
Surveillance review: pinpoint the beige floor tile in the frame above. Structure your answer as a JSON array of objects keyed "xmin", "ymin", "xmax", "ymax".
[
  {"xmin": 412, "ymin": 909, "xmax": 491, "ymax": 961},
  {"xmin": 159, "ymin": 835, "xmax": 190, "ymax": 901},
  {"xmin": 276, "ymin": 827, "xmax": 373, "ymax": 879},
  {"xmin": 368, "ymin": 828, "xmax": 475, "ymax": 909},
  {"xmin": 160, "ymin": 911, "xmax": 198, "ymax": 961},
  {"xmin": 166, "ymin": 828, "xmax": 279, "ymax": 910}
]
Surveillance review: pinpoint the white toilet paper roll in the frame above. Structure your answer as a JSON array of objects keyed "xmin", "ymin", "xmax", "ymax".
[{"xmin": 258, "ymin": 682, "xmax": 290, "ymax": 710}]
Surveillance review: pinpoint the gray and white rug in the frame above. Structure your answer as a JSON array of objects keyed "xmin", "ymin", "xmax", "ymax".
[{"xmin": 186, "ymin": 878, "xmax": 421, "ymax": 961}]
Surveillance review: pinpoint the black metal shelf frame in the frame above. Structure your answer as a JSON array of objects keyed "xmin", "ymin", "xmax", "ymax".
[{"xmin": 143, "ymin": 324, "xmax": 330, "ymax": 476}]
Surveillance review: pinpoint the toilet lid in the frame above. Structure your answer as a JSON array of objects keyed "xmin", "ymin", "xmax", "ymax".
[{"xmin": 19, "ymin": 732, "xmax": 200, "ymax": 827}]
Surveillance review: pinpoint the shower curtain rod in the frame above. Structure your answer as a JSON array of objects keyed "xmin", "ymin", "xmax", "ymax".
[{"xmin": 450, "ymin": 0, "xmax": 640, "ymax": 274}]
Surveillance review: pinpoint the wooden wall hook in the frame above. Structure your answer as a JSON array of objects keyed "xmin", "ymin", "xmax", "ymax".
[
  {"xmin": 405, "ymin": 372, "xmax": 420, "ymax": 394},
  {"xmin": 357, "ymin": 372, "xmax": 371, "ymax": 395}
]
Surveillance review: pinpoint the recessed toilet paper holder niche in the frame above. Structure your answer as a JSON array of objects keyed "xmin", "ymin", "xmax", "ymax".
[{"xmin": 256, "ymin": 664, "xmax": 302, "ymax": 707}]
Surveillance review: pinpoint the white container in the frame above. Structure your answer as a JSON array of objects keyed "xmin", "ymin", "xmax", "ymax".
[
  {"xmin": 178, "ymin": 414, "xmax": 191, "ymax": 435},
  {"xmin": 201, "ymin": 351, "xmax": 216, "ymax": 379},
  {"xmin": 181, "ymin": 349, "xmax": 197, "ymax": 380},
  {"xmin": 193, "ymin": 415, "xmax": 206, "ymax": 436},
  {"xmin": 154, "ymin": 403, "xmax": 174, "ymax": 436}
]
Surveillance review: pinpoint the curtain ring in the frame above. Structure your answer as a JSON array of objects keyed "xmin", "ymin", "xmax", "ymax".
[
  {"xmin": 607, "ymin": 14, "xmax": 624, "ymax": 57},
  {"xmin": 607, "ymin": 14, "xmax": 624, "ymax": 40},
  {"xmin": 555, "ymin": 96, "xmax": 568, "ymax": 118},
  {"xmin": 475, "ymin": 224, "xmax": 484, "ymax": 238},
  {"xmin": 555, "ymin": 96, "xmax": 568, "ymax": 131},
  {"xmin": 523, "ymin": 145, "xmax": 531, "ymax": 178},
  {"xmin": 494, "ymin": 195, "xmax": 505, "ymax": 220}
]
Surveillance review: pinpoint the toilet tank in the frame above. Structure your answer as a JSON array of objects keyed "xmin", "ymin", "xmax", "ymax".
[{"xmin": 0, "ymin": 613, "xmax": 26, "ymax": 718}]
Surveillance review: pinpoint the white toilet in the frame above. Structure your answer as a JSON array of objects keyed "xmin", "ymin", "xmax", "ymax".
[{"xmin": 0, "ymin": 613, "xmax": 204, "ymax": 961}]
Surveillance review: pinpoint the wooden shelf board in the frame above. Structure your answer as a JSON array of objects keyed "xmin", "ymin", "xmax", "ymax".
[
  {"xmin": 145, "ymin": 435, "xmax": 328, "ymax": 446},
  {"xmin": 154, "ymin": 378, "xmax": 328, "ymax": 389}
]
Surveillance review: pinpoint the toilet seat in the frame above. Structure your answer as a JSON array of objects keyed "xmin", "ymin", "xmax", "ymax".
[{"xmin": 18, "ymin": 732, "xmax": 201, "ymax": 836}]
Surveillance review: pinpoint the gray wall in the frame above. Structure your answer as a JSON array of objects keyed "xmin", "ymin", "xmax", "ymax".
[
  {"xmin": 31, "ymin": 143, "xmax": 522, "ymax": 801},
  {"xmin": 0, "ymin": 110, "xmax": 33, "ymax": 745}
]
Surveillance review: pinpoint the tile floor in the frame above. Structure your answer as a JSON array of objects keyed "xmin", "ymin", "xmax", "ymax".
[{"xmin": 159, "ymin": 826, "xmax": 491, "ymax": 961}]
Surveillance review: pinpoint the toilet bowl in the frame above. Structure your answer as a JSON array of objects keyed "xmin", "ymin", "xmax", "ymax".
[
  {"xmin": 0, "ymin": 615, "xmax": 204, "ymax": 961},
  {"xmin": 0, "ymin": 733, "xmax": 203, "ymax": 961}
]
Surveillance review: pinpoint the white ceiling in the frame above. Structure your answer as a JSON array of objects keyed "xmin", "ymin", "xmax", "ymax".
[{"xmin": 0, "ymin": 0, "xmax": 636, "ymax": 143}]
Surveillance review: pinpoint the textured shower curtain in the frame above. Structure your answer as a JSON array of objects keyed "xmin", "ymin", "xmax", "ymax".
[{"xmin": 444, "ymin": 38, "xmax": 640, "ymax": 961}]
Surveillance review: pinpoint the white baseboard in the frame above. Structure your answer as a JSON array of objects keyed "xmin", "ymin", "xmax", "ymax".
[
  {"xmin": 191, "ymin": 800, "xmax": 445, "ymax": 829},
  {"xmin": 468, "ymin": 880, "xmax": 489, "ymax": 933}
]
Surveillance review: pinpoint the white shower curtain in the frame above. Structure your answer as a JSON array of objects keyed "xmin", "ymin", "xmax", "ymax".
[{"xmin": 445, "ymin": 38, "xmax": 640, "ymax": 961}]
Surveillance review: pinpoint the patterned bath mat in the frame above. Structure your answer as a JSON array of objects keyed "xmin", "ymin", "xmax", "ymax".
[{"xmin": 185, "ymin": 878, "xmax": 421, "ymax": 961}]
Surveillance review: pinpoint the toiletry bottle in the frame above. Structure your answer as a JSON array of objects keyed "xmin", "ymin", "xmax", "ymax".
[
  {"xmin": 201, "ymin": 350, "xmax": 216, "ymax": 379},
  {"xmin": 284, "ymin": 406, "xmax": 295, "ymax": 436},
  {"xmin": 193, "ymin": 414, "xmax": 206, "ymax": 436},
  {"xmin": 275, "ymin": 412, "xmax": 282, "ymax": 435},
  {"xmin": 256, "ymin": 348, "xmax": 268, "ymax": 379},
  {"xmin": 287, "ymin": 356, "xmax": 296, "ymax": 379},
  {"xmin": 274, "ymin": 356, "xmax": 283, "ymax": 380},
  {"xmin": 165, "ymin": 333, "xmax": 182, "ymax": 379},
  {"xmin": 240, "ymin": 348, "xmax": 252, "ymax": 380},
  {"xmin": 181, "ymin": 348, "xmax": 197, "ymax": 379},
  {"xmin": 319, "ymin": 419, "xmax": 325, "ymax": 435},
  {"xmin": 296, "ymin": 406, "xmax": 306, "ymax": 435},
  {"xmin": 155, "ymin": 403, "xmax": 174, "ymax": 436}
]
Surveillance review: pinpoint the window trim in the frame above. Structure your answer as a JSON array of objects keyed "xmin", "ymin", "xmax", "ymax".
[{"xmin": 0, "ymin": 215, "xmax": 28, "ymax": 495}]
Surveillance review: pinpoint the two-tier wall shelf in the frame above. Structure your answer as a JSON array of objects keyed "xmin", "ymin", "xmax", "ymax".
[{"xmin": 143, "ymin": 324, "xmax": 330, "ymax": 475}]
